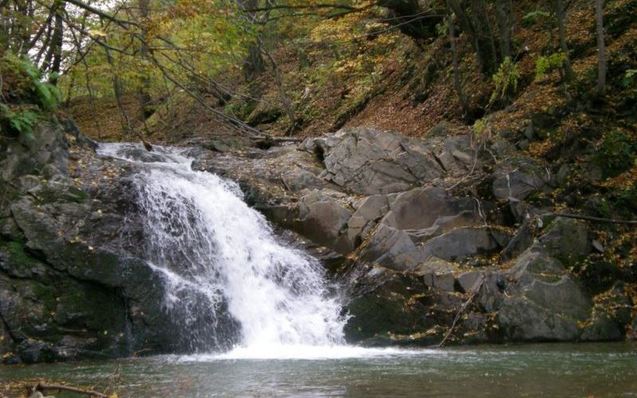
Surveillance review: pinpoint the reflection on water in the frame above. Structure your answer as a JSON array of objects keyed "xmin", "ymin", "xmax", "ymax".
[{"xmin": 2, "ymin": 343, "xmax": 637, "ymax": 397}]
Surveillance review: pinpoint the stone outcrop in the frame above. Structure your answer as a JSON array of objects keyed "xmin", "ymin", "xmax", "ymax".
[
  {"xmin": 1, "ymin": 122, "xmax": 634, "ymax": 363},
  {"xmin": 196, "ymin": 126, "xmax": 635, "ymax": 347}
]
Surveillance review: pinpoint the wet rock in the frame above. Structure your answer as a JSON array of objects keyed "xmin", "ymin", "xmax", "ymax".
[
  {"xmin": 344, "ymin": 269, "xmax": 431, "ymax": 343},
  {"xmin": 497, "ymin": 297, "xmax": 581, "ymax": 341}
]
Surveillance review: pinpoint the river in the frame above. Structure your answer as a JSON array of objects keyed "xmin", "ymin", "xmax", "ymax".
[{"xmin": 2, "ymin": 342, "xmax": 636, "ymax": 397}]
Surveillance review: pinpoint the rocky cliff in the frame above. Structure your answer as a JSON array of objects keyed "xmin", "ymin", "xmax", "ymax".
[
  {"xmin": 196, "ymin": 127, "xmax": 636, "ymax": 346},
  {"xmin": 0, "ymin": 119, "xmax": 235, "ymax": 364}
]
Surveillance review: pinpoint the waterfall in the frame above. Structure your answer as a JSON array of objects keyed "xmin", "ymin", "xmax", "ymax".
[{"xmin": 98, "ymin": 143, "xmax": 346, "ymax": 357}]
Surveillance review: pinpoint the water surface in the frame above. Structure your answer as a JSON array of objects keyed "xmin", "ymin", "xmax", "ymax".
[{"xmin": 2, "ymin": 343, "xmax": 636, "ymax": 397}]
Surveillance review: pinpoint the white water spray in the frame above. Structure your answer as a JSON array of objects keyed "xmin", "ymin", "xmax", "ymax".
[{"xmin": 98, "ymin": 143, "xmax": 346, "ymax": 357}]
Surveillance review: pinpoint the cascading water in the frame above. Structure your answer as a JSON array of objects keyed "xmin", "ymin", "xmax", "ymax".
[{"xmin": 97, "ymin": 143, "xmax": 347, "ymax": 358}]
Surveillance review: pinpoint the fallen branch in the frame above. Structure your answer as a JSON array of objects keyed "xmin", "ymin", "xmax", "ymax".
[
  {"xmin": 251, "ymin": 135, "xmax": 303, "ymax": 149},
  {"xmin": 438, "ymin": 275, "xmax": 484, "ymax": 347},
  {"xmin": 546, "ymin": 212, "xmax": 637, "ymax": 225},
  {"xmin": 31, "ymin": 382, "xmax": 108, "ymax": 398}
]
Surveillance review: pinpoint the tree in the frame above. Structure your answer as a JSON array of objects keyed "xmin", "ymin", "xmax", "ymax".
[
  {"xmin": 445, "ymin": 4, "xmax": 469, "ymax": 118},
  {"xmin": 494, "ymin": 0, "xmax": 513, "ymax": 59},
  {"xmin": 554, "ymin": 0, "xmax": 574, "ymax": 81},
  {"xmin": 595, "ymin": 0, "xmax": 606, "ymax": 95}
]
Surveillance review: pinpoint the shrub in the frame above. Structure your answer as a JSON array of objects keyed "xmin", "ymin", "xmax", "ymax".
[
  {"xmin": 1, "ymin": 52, "xmax": 60, "ymax": 111},
  {"xmin": 622, "ymin": 69, "xmax": 637, "ymax": 88},
  {"xmin": 522, "ymin": 10, "xmax": 551, "ymax": 27},
  {"xmin": 595, "ymin": 130, "xmax": 636, "ymax": 178}
]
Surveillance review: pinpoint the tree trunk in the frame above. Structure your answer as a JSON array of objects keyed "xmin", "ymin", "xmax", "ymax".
[
  {"xmin": 495, "ymin": 0, "xmax": 512, "ymax": 59},
  {"xmin": 469, "ymin": 0, "xmax": 499, "ymax": 75},
  {"xmin": 595, "ymin": 0, "xmax": 606, "ymax": 95},
  {"xmin": 240, "ymin": 0, "xmax": 264, "ymax": 82},
  {"xmin": 48, "ymin": 2, "xmax": 64, "ymax": 84},
  {"xmin": 555, "ymin": 0, "xmax": 574, "ymax": 81},
  {"xmin": 137, "ymin": 0, "xmax": 152, "ymax": 119},
  {"xmin": 447, "ymin": 0, "xmax": 498, "ymax": 76}
]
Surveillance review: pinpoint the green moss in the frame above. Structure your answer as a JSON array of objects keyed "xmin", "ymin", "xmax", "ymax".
[
  {"xmin": 64, "ymin": 186, "xmax": 89, "ymax": 203},
  {"xmin": 2, "ymin": 240, "xmax": 39, "ymax": 270}
]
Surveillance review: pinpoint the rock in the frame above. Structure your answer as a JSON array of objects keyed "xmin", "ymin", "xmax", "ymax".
[
  {"xmin": 580, "ymin": 283, "xmax": 633, "ymax": 341},
  {"xmin": 346, "ymin": 195, "xmax": 389, "ymax": 245},
  {"xmin": 492, "ymin": 158, "xmax": 548, "ymax": 202},
  {"xmin": 501, "ymin": 220, "xmax": 534, "ymax": 260},
  {"xmin": 281, "ymin": 167, "xmax": 326, "ymax": 192},
  {"xmin": 457, "ymin": 271, "xmax": 483, "ymax": 293},
  {"xmin": 297, "ymin": 190, "xmax": 353, "ymax": 252},
  {"xmin": 497, "ymin": 297, "xmax": 581, "ymax": 341},
  {"xmin": 0, "ymin": 120, "xmax": 68, "ymax": 181},
  {"xmin": 359, "ymin": 224, "xmax": 425, "ymax": 271},
  {"xmin": 539, "ymin": 217, "xmax": 590, "ymax": 265},
  {"xmin": 413, "ymin": 257, "xmax": 458, "ymax": 275},
  {"xmin": 343, "ymin": 269, "xmax": 432, "ymax": 344},
  {"xmin": 307, "ymin": 128, "xmax": 475, "ymax": 195},
  {"xmin": 423, "ymin": 272, "xmax": 456, "ymax": 292},
  {"xmin": 381, "ymin": 187, "xmax": 478, "ymax": 230},
  {"xmin": 496, "ymin": 248, "xmax": 593, "ymax": 341},
  {"xmin": 420, "ymin": 227, "xmax": 509, "ymax": 262},
  {"xmin": 630, "ymin": 316, "xmax": 637, "ymax": 340}
]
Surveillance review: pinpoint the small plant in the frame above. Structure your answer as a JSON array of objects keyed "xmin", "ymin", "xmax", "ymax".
[
  {"xmin": 435, "ymin": 18, "xmax": 449, "ymax": 37},
  {"xmin": 535, "ymin": 52, "xmax": 568, "ymax": 80},
  {"xmin": 489, "ymin": 57, "xmax": 520, "ymax": 106},
  {"xmin": 473, "ymin": 118, "xmax": 490, "ymax": 138}
]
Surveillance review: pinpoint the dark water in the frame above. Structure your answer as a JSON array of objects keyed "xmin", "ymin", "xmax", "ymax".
[{"xmin": 2, "ymin": 343, "xmax": 636, "ymax": 397}]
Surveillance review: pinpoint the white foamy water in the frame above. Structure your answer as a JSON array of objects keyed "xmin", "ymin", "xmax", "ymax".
[
  {"xmin": 186, "ymin": 345, "xmax": 434, "ymax": 361},
  {"xmin": 98, "ymin": 143, "xmax": 349, "ymax": 358}
]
